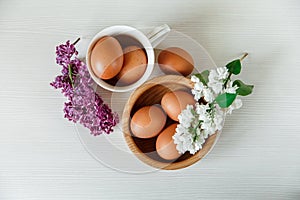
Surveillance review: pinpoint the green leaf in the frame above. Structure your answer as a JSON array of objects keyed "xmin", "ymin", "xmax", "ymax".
[
  {"xmin": 215, "ymin": 93, "xmax": 237, "ymax": 108},
  {"xmin": 226, "ymin": 59, "xmax": 241, "ymax": 75},
  {"xmin": 194, "ymin": 70, "xmax": 209, "ymax": 85},
  {"xmin": 233, "ymin": 80, "xmax": 254, "ymax": 96}
]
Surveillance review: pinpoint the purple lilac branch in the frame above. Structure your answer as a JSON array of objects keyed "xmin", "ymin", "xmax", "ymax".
[{"xmin": 50, "ymin": 39, "xmax": 119, "ymax": 135}]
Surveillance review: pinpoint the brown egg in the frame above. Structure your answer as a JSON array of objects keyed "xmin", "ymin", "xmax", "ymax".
[
  {"xmin": 116, "ymin": 46, "xmax": 147, "ymax": 85},
  {"xmin": 130, "ymin": 105, "xmax": 166, "ymax": 139},
  {"xmin": 158, "ymin": 47, "xmax": 194, "ymax": 76},
  {"xmin": 161, "ymin": 90, "xmax": 196, "ymax": 121},
  {"xmin": 90, "ymin": 36, "xmax": 124, "ymax": 80},
  {"xmin": 156, "ymin": 124, "xmax": 181, "ymax": 160}
]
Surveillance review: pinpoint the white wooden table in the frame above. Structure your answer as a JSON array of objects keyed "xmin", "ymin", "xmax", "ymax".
[{"xmin": 1, "ymin": 0, "xmax": 300, "ymax": 199}]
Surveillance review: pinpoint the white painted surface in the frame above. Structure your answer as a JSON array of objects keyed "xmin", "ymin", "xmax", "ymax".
[{"xmin": 0, "ymin": 0, "xmax": 300, "ymax": 199}]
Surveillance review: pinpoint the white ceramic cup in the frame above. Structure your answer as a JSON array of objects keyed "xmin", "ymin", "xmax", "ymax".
[{"xmin": 86, "ymin": 24, "xmax": 170, "ymax": 92}]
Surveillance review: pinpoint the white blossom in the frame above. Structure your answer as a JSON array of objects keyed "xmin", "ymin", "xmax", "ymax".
[
  {"xmin": 195, "ymin": 103, "xmax": 209, "ymax": 116},
  {"xmin": 209, "ymin": 67, "xmax": 229, "ymax": 82},
  {"xmin": 216, "ymin": 67, "xmax": 229, "ymax": 80},
  {"xmin": 213, "ymin": 108, "xmax": 225, "ymax": 131},
  {"xmin": 173, "ymin": 100, "xmax": 226, "ymax": 155},
  {"xmin": 208, "ymin": 67, "xmax": 229, "ymax": 94},
  {"xmin": 203, "ymin": 88, "xmax": 214, "ymax": 103},
  {"xmin": 178, "ymin": 105, "xmax": 194, "ymax": 128},
  {"xmin": 208, "ymin": 81, "xmax": 223, "ymax": 94},
  {"xmin": 225, "ymin": 81, "xmax": 239, "ymax": 94},
  {"xmin": 191, "ymin": 75, "xmax": 200, "ymax": 83},
  {"xmin": 173, "ymin": 123, "xmax": 194, "ymax": 154},
  {"xmin": 194, "ymin": 81, "xmax": 204, "ymax": 91},
  {"xmin": 173, "ymin": 104, "xmax": 211, "ymax": 154},
  {"xmin": 173, "ymin": 66, "xmax": 245, "ymax": 155},
  {"xmin": 202, "ymin": 129, "xmax": 210, "ymax": 139},
  {"xmin": 208, "ymin": 69, "xmax": 218, "ymax": 83},
  {"xmin": 201, "ymin": 120, "xmax": 215, "ymax": 135},
  {"xmin": 192, "ymin": 89, "xmax": 202, "ymax": 101},
  {"xmin": 226, "ymin": 98, "xmax": 243, "ymax": 115},
  {"xmin": 192, "ymin": 81, "xmax": 204, "ymax": 101}
]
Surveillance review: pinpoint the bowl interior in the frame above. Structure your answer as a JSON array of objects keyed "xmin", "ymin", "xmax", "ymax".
[
  {"xmin": 130, "ymin": 82, "xmax": 193, "ymax": 163},
  {"xmin": 86, "ymin": 26, "xmax": 155, "ymax": 92},
  {"xmin": 122, "ymin": 75, "xmax": 218, "ymax": 170}
]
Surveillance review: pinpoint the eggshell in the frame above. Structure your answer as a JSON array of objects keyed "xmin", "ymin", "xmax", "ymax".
[
  {"xmin": 90, "ymin": 36, "xmax": 124, "ymax": 80},
  {"xmin": 130, "ymin": 105, "xmax": 166, "ymax": 139},
  {"xmin": 156, "ymin": 124, "xmax": 181, "ymax": 160},
  {"xmin": 116, "ymin": 46, "xmax": 147, "ymax": 85},
  {"xmin": 158, "ymin": 47, "xmax": 194, "ymax": 76},
  {"xmin": 161, "ymin": 90, "xmax": 196, "ymax": 121}
]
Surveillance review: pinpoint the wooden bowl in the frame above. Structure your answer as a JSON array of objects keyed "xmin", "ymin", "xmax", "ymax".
[{"xmin": 122, "ymin": 75, "xmax": 218, "ymax": 170}]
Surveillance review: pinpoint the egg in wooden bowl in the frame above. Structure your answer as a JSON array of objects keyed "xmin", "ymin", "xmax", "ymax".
[{"xmin": 122, "ymin": 75, "xmax": 220, "ymax": 170}]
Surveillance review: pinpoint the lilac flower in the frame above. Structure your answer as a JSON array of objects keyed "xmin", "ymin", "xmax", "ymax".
[
  {"xmin": 51, "ymin": 39, "xmax": 119, "ymax": 135},
  {"xmin": 55, "ymin": 40, "xmax": 78, "ymax": 67}
]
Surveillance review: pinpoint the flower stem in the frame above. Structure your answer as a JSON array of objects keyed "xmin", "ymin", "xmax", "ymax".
[
  {"xmin": 223, "ymin": 53, "xmax": 248, "ymax": 88},
  {"xmin": 240, "ymin": 53, "xmax": 248, "ymax": 61},
  {"xmin": 66, "ymin": 38, "xmax": 80, "ymax": 89},
  {"xmin": 223, "ymin": 72, "xmax": 232, "ymax": 89},
  {"xmin": 68, "ymin": 64, "xmax": 74, "ymax": 89},
  {"xmin": 192, "ymin": 120, "xmax": 202, "ymax": 142},
  {"xmin": 73, "ymin": 38, "xmax": 80, "ymax": 45}
]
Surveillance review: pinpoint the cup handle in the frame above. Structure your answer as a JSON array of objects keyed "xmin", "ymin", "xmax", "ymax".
[{"xmin": 146, "ymin": 24, "xmax": 171, "ymax": 48}]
